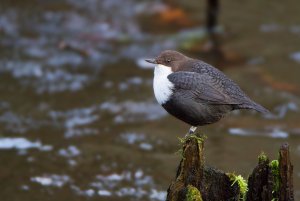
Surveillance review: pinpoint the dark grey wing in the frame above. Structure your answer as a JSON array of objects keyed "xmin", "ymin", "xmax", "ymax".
[
  {"xmin": 191, "ymin": 60, "xmax": 251, "ymax": 101},
  {"xmin": 168, "ymin": 60, "xmax": 270, "ymax": 114},
  {"xmin": 167, "ymin": 71, "xmax": 246, "ymax": 105}
]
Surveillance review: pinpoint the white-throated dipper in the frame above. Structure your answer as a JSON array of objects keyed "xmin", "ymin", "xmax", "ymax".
[{"xmin": 145, "ymin": 50, "xmax": 270, "ymax": 134}]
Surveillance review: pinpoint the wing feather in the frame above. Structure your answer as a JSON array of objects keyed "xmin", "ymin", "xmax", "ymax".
[{"xmin": 168, "ymin": 71, "xmax": 245, "ymax": 105}]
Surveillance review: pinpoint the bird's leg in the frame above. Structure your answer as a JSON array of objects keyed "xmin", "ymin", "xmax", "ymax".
[{"xmin": 188, "ymin": 126, "xmax": 197, "ymax": 134}]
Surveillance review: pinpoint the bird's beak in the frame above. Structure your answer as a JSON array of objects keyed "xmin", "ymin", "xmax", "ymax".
[{"xmin": 145, "ymin": 58, "xmax": 157, "ymax": 64}]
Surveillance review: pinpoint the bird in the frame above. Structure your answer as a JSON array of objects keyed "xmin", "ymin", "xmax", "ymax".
[{"xmin": 145, "ymin": 50, "xmax": 270, "ymax": 134}]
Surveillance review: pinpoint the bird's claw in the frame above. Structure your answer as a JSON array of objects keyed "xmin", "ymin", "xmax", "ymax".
[{"xmin": 188, "ymin": 126, "xmax": 197, "ymax": 135}]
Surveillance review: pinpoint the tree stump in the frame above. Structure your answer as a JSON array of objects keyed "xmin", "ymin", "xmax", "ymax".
[{"xmin": 166, "ymin": 133, "xmax": 294, "ymax": 201}]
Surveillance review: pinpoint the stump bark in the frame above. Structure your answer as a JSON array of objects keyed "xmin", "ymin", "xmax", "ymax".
[{"xmin": 166, "ymin": 133, "xmax": 294, "ymax": 201}]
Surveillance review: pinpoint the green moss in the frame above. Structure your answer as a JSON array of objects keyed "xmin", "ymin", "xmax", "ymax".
[
  {"xmin": 175, "ymin": 145, "xmax": 185, "ymax": 158},
  {"xmin": 176, "ymin": 137, "xmax": 185, "ymax": 159},
  {"xmin": 228, "ymin": 173, "xmax": 248, "ymax": 200},
  {"xmin": 269, "ymin": 160, "xmax": 280, "ymax": 199},
  {"xmin": 186, "ymin": 185, "xmax": 203, "ymax": 201},
  {"xmin": 179, "ymin": 134, "xmax": 206, "ymax": 145},
  {"xmin": 177, "ymin": 134, "xmax": 206, "ymax": 159},
  {"xmin": 178, "ymin": 136, "xmax": 185, "ymax": 144},
  {"xmin": 258, "ymin": 151, "xmax": 268, "ymax": 163}
]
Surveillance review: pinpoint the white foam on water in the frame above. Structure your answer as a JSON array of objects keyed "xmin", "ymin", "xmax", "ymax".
[
  {"xmin": 0, "ymin": 137, "xmax": 52, "ymax": 151},
  {"xmin": 228, "ymin": 128, "xmax": 289, "ymax": 138},
  {"xmin": 150, "ymin": 189, "xmax": 167, "ymax": 201},
  {"xmin": 31, "ymin": 174, "xmax": 70, "ymax": 187},
  {"xmin": 98, "ymin": 189, "xmax": 112, "ymax": 196},
  {"xmin": 139, "ymin": 142, "xmax": 153, "ymax": 151}
]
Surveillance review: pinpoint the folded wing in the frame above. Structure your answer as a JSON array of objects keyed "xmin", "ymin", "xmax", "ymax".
[{"xmin": 167, "ymin": 71, "xmax": 248, "ymax": 105}]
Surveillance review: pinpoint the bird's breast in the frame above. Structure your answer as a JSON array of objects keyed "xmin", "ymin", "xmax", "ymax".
[{"xmin": 153, "ymin": 65, "xmax": 174, "ymax": 105}]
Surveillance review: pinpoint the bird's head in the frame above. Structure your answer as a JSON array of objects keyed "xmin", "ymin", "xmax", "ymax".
[{"xmin": 145, "ymin": 50, "xmax": 188, "ymax": 72}]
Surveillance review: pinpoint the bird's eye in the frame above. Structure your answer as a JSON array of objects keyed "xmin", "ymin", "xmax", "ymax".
[{"xmin": 166, "ymin": 58, "xmax": 171, "ymax": 63}]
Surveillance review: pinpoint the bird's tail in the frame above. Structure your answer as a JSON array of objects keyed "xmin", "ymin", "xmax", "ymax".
[{"xmin": 239, "ymin": 101, "xmax": 271, "ymax": 115}]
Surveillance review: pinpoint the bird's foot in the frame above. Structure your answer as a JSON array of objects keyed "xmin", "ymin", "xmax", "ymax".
[{"xmin": 188, "ymin": 126, "xmax": 197, "ymax": 135}]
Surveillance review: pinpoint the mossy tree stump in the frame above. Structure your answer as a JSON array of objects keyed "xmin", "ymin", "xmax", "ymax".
[{"xmin": 166, "ymin": 133, "xmax": 294, "ymax": 201}]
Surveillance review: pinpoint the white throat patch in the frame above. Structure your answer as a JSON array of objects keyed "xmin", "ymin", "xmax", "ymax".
[{"xmin": 153, "ymin": 64, "xmax": 174, "ymax": 105}]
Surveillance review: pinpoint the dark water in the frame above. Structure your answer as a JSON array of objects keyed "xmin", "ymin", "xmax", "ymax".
[{"xmin": 0, "ymin": 0, "xmax": 300, "ymax": 200}]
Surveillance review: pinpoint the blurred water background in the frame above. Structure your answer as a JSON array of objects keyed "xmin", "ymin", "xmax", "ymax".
[{"xmin": 0, "ymin": 0, "xmax": 300, "ymax": 200}]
